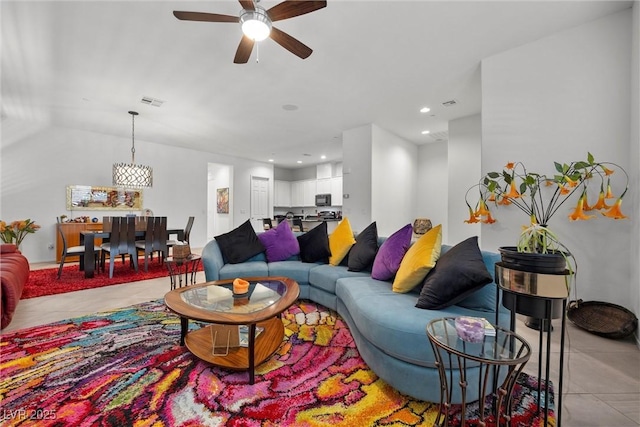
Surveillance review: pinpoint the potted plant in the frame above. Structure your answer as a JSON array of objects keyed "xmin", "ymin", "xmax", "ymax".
[
  {"xmin": 465, "ymin": 153, "xmax": 629, "ymax": 329},
  {"xmin": 0, "ymin": 219, "xmax": 41, "ymax": 250}
]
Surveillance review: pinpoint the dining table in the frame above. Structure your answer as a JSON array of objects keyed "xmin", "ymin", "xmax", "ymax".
[{"xmin": 79, "ymin": 227, "xmax": 185, "ymax": 278}]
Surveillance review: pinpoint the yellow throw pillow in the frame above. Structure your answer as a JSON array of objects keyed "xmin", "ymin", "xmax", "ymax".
[
  {"xmin": 328, "ymin": 217, "xmax": 356, "ymax": 266},
  {"xmin": 392, "ymin": 224, "xmax": 442, "ymax": 293}
]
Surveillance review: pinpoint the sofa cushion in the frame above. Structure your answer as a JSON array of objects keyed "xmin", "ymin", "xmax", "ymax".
[
  {"xmin": 392, "ymin": 225, "xmax": 442, "ymax": 293},
  {"xmin": 328, "ymin": 218, "xmax": 356, "ymax": 266},
  {"xmin": 371, "ymin": 224, "xmax": 412, "ymax": 281},
  {"xmin": 214, "ymin": 220, "xmax": 265, "ymax": 264},
  {"xmin": 348, "ymin": 221, "xmax": 378, "ymax": 272},
  {"xmin": 336, "ymin": 276, "xmax": 482, "ymax": 367},
  {"xmin": 456, "ymin": 249, "xmax": 502, "ymax": 312},
  {"xmin": 308, "ymin": 264, "xmax": 371, "ymax": 294},
  {"xmin": 218, "ymin": 261, "xmax": 268, "ymax": 280},
  {"xmin": 297, "ymin": 221, "xmax": 331, "ymax": 263},
  {"xmin": 267, "ymin": 260, "xmax": 316, "ymax": 286},
  {"xmin": 416, "ymin": 236, "xmax": 493, "ymax": 310},
  {"xmin": 258, "ymin": 220, "xmax": 300, "ymax": 262}
]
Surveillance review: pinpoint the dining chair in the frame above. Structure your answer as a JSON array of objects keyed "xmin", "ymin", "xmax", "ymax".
[
  {"xmin": 167, "ymin": 216, "xmax": 195, "ymax": 250},
  {"xmin": 292, "ymin": 218, "xmax": 304, "ymax": 232},
  {"xmin": 262, "ymin": 218, "xmax": 273, "ymax": 230},
  {"xmin": 136, "ymin": 216, "xmax": 168, "ymax": 272},
  {"xmin": 101, "ymin": 216, "xmax": 138, "ymax": 278},
  {"xmin": 56, "ymin": 219, "xmax": 101, "ymax": 279}
]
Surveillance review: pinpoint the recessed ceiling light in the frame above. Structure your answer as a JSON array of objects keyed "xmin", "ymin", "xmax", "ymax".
[
  {"xmin": 320, "ymin": 155, "xmax": 326, "ymax": 160},
  {"xmin": 297, "ymin": 160, "xmax": 302, "ymax": 164},
  {"xmin": 282, "ymin": 104, "xmax": 299, "ymax": 111},
  {"xmin": 421, "ymin": 130, "xmax": 431, "ymax": 135},
  {"xmin": 420, "ymin": 107, "xmax": 431, "ymax": 113},
  {"xmin": 268, "ymin": 159, "xmax": 274, "ymax": 162}
]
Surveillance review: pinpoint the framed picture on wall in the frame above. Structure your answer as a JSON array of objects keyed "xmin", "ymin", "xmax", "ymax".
[
  {"xmin": 217, "ymin": 187, "xmax": 229, "ymax": 214},
  {"xmin": 66, "ymin": 185, "xmax": 143, "ymax": 211}
]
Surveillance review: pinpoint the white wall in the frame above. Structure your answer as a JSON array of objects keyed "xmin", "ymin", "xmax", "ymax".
[
  {"xmin": 342, "ymin": 125, "xmax": 373, "ymax": 233},
  {"xmin": 207, "ymin": 163, "xmax": 232, "ymax": 240},
  {"xmin": 447, "ymin": 114, "xmax": 482, "ymax": 246},
  {"xmin": 0, "ymin": 123, "xmax": 273, "ymax": 262},
  {"xmin": 371, "ymin": 125, "xmax": 418, "ymax": 237},
  {"xmin": 417, "ymin": 141, "xmax": 448, "ymax": 241},
  {"xmin": 630, "ymin": 1, "xmax": 640, "ymax": 342},
  {"xmin": 481, "ymin": 10, "xmax": 633, "ymax": 308}
]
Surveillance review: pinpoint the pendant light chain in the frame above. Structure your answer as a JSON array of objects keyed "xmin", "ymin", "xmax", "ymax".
[{"xmin": 130, "ymin": 110, "xmax": 137, "ymax": 164}]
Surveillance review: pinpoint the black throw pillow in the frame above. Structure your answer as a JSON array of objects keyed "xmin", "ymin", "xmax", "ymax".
[
  {"xmin": 416, "ymin": 236, "xmax": 492, "ymax": 310},
  {"xmin": 348, "ymin": 221, "xmax": 379, "ymax": 272},
  {"xmin": 297, "ymin": 221, "xmax": 331, "ymax": 263},
  {"xmin": 214, "ymin": 220, "xmax": 265, "ymax": 264}
]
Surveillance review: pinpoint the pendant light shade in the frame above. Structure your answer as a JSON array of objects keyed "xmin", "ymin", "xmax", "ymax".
[{"xmin": 113, "ymin": 111, "xmax": 153, "ymax": 188}]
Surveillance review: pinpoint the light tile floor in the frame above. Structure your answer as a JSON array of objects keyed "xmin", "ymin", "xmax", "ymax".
[{"xmin": 2, "ymin": 258, "xmax": 639, "ymax": 426}]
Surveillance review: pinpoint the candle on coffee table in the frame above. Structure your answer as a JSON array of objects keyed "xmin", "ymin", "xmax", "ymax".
[{"xmin": 233, "ymin": 278, "xmax": 249, "ymax": 294}]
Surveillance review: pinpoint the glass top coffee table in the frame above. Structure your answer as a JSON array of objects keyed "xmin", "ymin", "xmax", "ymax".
[{"xmin": 164, "ymin": 276, "xmax": 299, "ymax": 384}]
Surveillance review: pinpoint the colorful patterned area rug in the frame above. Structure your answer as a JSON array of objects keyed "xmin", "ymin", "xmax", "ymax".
[
  {"xmin": 23, "ymin": 260, "xmax": 202, "ymax": 299},
  {"xmin": 0, "ymin": 300, "xmax": 554, "ymax": 426}
]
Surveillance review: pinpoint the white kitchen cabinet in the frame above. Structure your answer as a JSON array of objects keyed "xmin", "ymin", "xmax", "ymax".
[
  {"xmin": 303, "ymin": 179, "xmax": 317, "ymax": 206},
  {"xmin": 274, "ymin": 180, "xmax": 291, "ymax": 207},
  {"xmin": 290, "ymin": 181, "xmax": 304, "ymax": 207},
  {"xmin": 330, "ymin": 176, "xmax": 343, "ymax": 205},
  {"xmin": 316, "ymin": 178, "xmax": 331, "ymax": 194}
]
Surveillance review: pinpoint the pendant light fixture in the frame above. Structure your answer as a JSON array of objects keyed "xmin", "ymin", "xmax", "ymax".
[{"xmin": 112, "ymin": 111, "xmax": 153, "ymax": 188}]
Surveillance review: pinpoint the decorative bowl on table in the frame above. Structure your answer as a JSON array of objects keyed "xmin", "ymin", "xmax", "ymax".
[{"xmin": 455, "ymin": 316, "xmax": 485, "ymax": 343}]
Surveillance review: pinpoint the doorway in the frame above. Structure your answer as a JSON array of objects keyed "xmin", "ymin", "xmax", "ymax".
[{"xmin": 250, "ymin": 176, "xmax": 270, "ymax": 230}]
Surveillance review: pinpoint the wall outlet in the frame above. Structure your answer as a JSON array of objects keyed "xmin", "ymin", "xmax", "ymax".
[{"xmin": 47, "ymin": 243, "xmax": 54, "ymax": 250}]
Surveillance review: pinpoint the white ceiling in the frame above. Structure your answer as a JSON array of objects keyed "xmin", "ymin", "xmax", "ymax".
[{"xmin": 1, "ymin": 0, "xmax": 633, "ymax": 169}]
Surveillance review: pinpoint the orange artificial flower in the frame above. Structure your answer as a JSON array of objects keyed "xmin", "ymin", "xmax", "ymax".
[
  {"xmin": 564, "ymin": 176, "xmax": 578, "ymax": 187},
  {"xmin": 482, "ymin": 212, "xmax": 496, "ymax": 224},
  {"xmin": 581, "ymin": 192, "xmax": 594, "ymax": 211},
  {"xmin": 497, "ymin": 196, "xmax": 512, "ymax": 206},
  {"xmin": 601, "ymin": 165, "xmax": 615, "ymax": 176},
  {"xmin": 558, "ymin": 184, "xmax": 570, "ymax": 195},
  {"xmin": 568, "ymin": 195, "xmax": 595, "ymax": 221},
  {"xmin": 464, "ymin": 206, "xmax": 480, "ymax": 224},
  {"xmin": 505, "ymin": 181, "xmax": 521, "ymax": 198},
  {"xmin": 487, "ymin": 191, "xmax": 496, "ymax": 202},
  {"xmin": 602, "ymin": 198, "xmax": 627, "ymax": 220},
  {"xmin": 474, "ymin": 199, "xmax": 491, "ymax": 217},
  {"xmin": 505, "ymin": 162, "xmax": 515, "ymax": 170},
  {"xmin": 605, "ymin": 184, "xmax": 615, "ymax": 199},
  {"xmin": 591, "ymin": 191, "xmax": 611, "ymax": 210}
]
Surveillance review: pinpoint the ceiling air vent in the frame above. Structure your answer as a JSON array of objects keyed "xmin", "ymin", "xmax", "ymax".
[
  {"xmin": 141, "ymin": 96, "xmax": 165, "ymax": 107},
  {"xmin": 441, "ymin": 99, "xmax": 458, "ymax": 107},
  {"xmin": 429, "ymin": 131, "xmax": 449, "ymax": 142}
]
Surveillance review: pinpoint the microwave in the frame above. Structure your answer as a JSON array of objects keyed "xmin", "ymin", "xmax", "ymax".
[{"xmin": 315, "ymin": 193, "xmax": 332, "ymax": 207}]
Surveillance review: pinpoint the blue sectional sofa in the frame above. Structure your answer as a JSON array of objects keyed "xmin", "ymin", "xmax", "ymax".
[{"xmin": 201, "ymin": 234, "xmax": 509, "ymax": 404}]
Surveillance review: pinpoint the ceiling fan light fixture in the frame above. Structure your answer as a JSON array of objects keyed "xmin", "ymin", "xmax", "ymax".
[{"xmin": 240, "ymin": 7, "xmax": 271, "ymax": 41}]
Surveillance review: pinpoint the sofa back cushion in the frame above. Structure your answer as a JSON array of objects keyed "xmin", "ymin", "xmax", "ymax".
[
  {"xmin": 347, "ymin": 221, "xmax": 379, "ymax": 272},
  {"xmin": 297, "ymin": 221, "xmax": 331, "ymax": 263},
  {"xmin": 371, "ymin": 224, "xmax": 412, "ymax": 281}
]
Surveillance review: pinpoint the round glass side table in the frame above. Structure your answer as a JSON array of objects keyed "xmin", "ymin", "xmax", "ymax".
[
  {"xmin": 165, "ymin": 254, "xmax": 201, "ymax": 289},
  {"xmin": 426, "ymin": 317, "xmax": 531, "ymax": 427}
]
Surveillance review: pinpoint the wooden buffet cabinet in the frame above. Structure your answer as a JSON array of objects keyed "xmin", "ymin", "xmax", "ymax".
[{"xmin": 56, "ymin": 222, "xmax": 103, "ymax": 263}]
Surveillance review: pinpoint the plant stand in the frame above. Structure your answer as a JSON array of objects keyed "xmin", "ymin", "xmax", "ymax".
[{"xmin": 494, "ymin": 262, "xmax": 572, "ymax": 427}]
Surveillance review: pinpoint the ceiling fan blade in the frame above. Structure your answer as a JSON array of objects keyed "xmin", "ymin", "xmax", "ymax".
[
  {"xmin": 238, "ymin": 0, "xmax": 255, "ymax": 11},
  {"xmin": 234, "ymin": 35, "xmax": 255, "ymax": 64},
  {"xmin": 267, "ymin": 0, "xmax": 327, "ymax": 22},
  {"xmin": 270, "ymin": 27, "xmax": 313, "ymax": 59},
  {"xmin": 173, "ymin": 11, "xmax": 239, "ymax": 23}
]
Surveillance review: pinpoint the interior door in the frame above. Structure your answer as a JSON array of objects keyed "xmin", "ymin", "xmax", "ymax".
[{"xmin": 250, "ymin": 176, "xmax": 269, "ymax": 230}]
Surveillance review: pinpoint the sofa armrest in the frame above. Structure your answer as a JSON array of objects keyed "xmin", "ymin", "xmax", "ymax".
[{"xmin": 201, "ymin": 239, "xmax": 225, "ymax": 282}]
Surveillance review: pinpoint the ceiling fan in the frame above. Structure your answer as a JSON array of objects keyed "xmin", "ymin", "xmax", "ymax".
[{"xmin": 173, "ymin": 0, "xmax": 327, "ymax": 64}]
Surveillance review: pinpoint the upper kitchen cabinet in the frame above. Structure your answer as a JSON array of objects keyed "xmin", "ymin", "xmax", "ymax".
[
  {"xmin": 274, "ymin": 180, "xmax": 291, "ymax": 207},
  {"xmin": 316, "ymin": 178, "xmax": 331, "ymax": 194},
  {"xmin": 330, "ymin": 176, "xmax": 343, "ymax": 205}
]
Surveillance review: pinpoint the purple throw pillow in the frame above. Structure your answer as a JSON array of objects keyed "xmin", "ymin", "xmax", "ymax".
[
  {"xmin": 258, "ymin": 220, "xmax": 300, "ymax": 262},
  {"xmin": 371, "ymin": 224, "xmax": 413, "ymax": 281}
]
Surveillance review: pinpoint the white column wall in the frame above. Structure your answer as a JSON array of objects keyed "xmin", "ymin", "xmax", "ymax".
[
  {"xmin": 481, "ymin": 10, "xmax": 633, "ymax": 308},
  {"xmin": 417, "ymin": 141, "xmax": 448, "ymax": 241},
  {"xmin": 341, "ymin": 125, "xmax": 373, "ymax": 233}
]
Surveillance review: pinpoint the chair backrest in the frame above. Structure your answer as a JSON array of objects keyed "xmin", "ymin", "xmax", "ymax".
[
  {"xmin": 292, "ymin": 218, "xmax": 303, "ymax": 232},
  {"xmin": 262, "ymin": 218, "xmax": 273, "ymax": 230},
  {"xmin": 110, "ymin": 216, "xmax": 136, "ymax": 254},
  {"xmin": 56, "ymin": 222, "xmax": 68, "ymax": 254},
  {"xmin": 145, "ymin": 216, "xmax": 168, "ymax": 252},
  {"xmin": 102, "ymin": 216, "xmax": 113, "ymax": 232},
  {"xmin": 184, "ymin": 216, "xmax": 195, "ymax": 244}
]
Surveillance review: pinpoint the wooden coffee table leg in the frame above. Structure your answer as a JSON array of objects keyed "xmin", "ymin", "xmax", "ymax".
[{"xmin": 248, "ymin": 323, "xmax": 257, "ymax": 384}]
